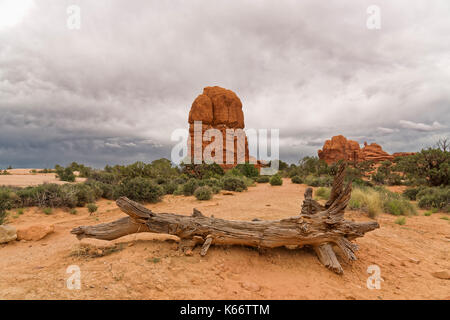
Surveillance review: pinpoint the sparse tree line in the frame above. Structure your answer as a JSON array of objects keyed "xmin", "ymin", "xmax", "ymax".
[{"xmin": 0, "ymin": 141, "xmax": 448, "ymax": 225}]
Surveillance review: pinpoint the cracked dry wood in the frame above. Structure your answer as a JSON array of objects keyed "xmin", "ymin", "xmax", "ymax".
[{"xmin": 71, "ymin": 164, "xmax": 379, "ymax": 274}]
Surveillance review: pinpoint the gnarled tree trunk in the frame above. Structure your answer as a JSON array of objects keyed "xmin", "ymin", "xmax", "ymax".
[{"xmin": 71, "ymin": 164, "xmax": 379, "ymax": 274}]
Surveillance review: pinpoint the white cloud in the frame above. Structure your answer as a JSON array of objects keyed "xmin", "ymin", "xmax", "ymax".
[
  {"xmin": 399, "ymin": 120, "xmax": 446, "ymax": 132},
  {"xmin": 0, "ymin": 0, "xmax": 449, "ymax": 167},
  {"xmin": 377, "ymin": 127, "xmax": 399, "ymax": 134}
]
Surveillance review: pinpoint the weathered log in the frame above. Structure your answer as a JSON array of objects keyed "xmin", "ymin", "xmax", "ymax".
[{"xmin": 71, "ymin": 164, "xmax": 379, "ymax": 274}]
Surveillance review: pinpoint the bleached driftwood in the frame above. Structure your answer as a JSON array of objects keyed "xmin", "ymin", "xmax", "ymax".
[{"xmin": 71, "ymin": 164, "xmax": 379, "ymax": 274}]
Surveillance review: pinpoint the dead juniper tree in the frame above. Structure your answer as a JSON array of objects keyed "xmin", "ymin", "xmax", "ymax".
[{"xmin": 72, "ymin": 164, "xmax": 379, "ymax": 274}]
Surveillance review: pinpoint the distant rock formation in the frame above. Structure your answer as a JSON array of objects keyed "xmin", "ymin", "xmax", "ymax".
[
  {"xmin": 318, "ymin": 135, "xmax": 414, "ymax": 164},
  {"xmin": 187, "ymin": 86, "xmax": 250, "ymax": 169}
]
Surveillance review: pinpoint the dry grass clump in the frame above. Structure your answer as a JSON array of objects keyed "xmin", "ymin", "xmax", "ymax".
[{"xmin": 70, "ymin": 243, "xmax": 124, "ymax": 258}]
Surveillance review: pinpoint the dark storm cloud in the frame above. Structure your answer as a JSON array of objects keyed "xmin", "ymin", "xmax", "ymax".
[{"xmin": 0, "ymin": 0, "xmax": 449, "ymax": 168}]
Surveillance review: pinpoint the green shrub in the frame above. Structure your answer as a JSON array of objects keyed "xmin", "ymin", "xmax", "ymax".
[
  {"xmin": 416, "ymin": 187, "xmax": 450, "ymax": 210},
  {"xmin": 89, "ymin": 171, "xmax": 119, "ymax": 184},
  {"xmin": 211, "ymin": 186, "xmax": 221, "ymax": 194},
  {"xmin": 269, "ymin": 175, "xmax": 283, "ymax": 186},
  {"xmin": 403, "ymin": 187, "xmax": 425, "ymax": 201},
  {"xmin": 291, "ymin": 176, "xmax": 303, "ymax": 184},
  {"xmin": 55, "ymin": 165, "xmax": 76, "ymax": 182},
  {"xmin": 162, "ymin": 181, "xmax": 178, "ymax": 195},
  {"xmin": 0, "ymin": 210, "xmax": 6, "ymax": 225},
  {"xmin": 182, "ymin": 179, "xmax": 200, "ymax": 196},
  {"xmin": 0, "ymin": 189, "xmax": 14, "ymax": 224},
  {"xmin": 201, "ymin": 178, "xmax": 223, "ymax": 189},
  {"xmin": 71, "ymin": 184, "xmax": 97, "ymax": 207},
  {"xmin": 173, "ymin": 185, "xmax": 184, "ymax": 196},
  {"xmin": 235, "ymin": 163, "xmax": 259, "ymax": 178},
  {"xmin": 387, "ymin": 174, "xmax": 403, "ymax": 186},
  {"xmin": 256, "ymin": 176, "xmax": 270, "ymax": 183},
  {"xmin": 43, "ymin": 207, "xmax": 52, "ymax": 215},
  {"xmin": 304, "ymin": 175, "xmax": 333, "ymax": 187},
  {"xmin": 194, "ymin": 186, "xmax": 212, "ymax": 201},
  {"xmin": 393, "ymin": 147, "xmax": 449, "ymax": 187},
  {"xmin": 395, "ymin": 217, "xmax": 406, "ymax": 225},
  {"xmin": 222, "ymin": 177, "xmax": 247, "ymax": 192},
  {"xmin": 70, "ymin": 208, "xmax": 77, "ymax": 215},
  {"xmin": 242, "ymin": 176, "xmax": 255, "ymax": 188},
  {"xmin": 17, "ymin": 208, "xmax": 24, "ymax": 215},
  {"xmin": 424, "ymin": 211, "xmax": 432, "ymax": 216},
  {"xmin": 118, "ymin": 178, "xmax": 164, "ymax": 203},
  {"xmin": 377, "ymin": 188, "xmax": 417, "ymax": 216},
  {"xmin": 87, "ymin": 203, "xmax": 98, "ymax": 213},
  {"xmin": 315, "ymin": 187, "xmax": 331, "ymax": 200}
]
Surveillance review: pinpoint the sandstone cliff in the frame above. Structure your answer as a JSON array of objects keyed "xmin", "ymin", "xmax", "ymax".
[{"xmin": 318, "ymin": 135, "xmax": 413, "ymax": 164}]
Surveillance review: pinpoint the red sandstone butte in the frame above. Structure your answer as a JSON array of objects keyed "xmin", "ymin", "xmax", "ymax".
[
  {"xmin": 317, "ymin": 135, "xmax": 414, "ymax": 164},
  {"xmin": 187, "ymin": 86, "xmax": 250, "ymax": 169}
]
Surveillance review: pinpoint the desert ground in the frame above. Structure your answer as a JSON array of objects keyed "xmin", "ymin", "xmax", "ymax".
[
  {"xmin": 0, "ymin": 169, "xmax": 86, "ymax": 187},
  {"xmin": 0, "ymin": 174, "xmax": 449, "ymax": 300}
]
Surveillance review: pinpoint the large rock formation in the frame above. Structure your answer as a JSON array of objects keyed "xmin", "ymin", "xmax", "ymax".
[
  {"xmin": 187, "ymin": 86, "xmax": 250, "ymax": 169},
  {"xmin": 318, "ymin": 135, "xmax": 413, "ymax": 164},
  {"xmin": 317, "ymin": 135, "xmax": 364, "ymax": 164}
]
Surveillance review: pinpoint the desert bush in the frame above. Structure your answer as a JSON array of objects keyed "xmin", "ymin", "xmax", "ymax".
[
  {"xmin": 235, "ymin": 163, "xmax": 259, "ymax": 178},
  {"xmin": 387, "ymin": 173, "xmax": 403, "ymax": 186},
  {"xmin": 269, "ymin": 175, "xmax": 283, "ymax": 186},
  {"xmin": 84, "ymin": 180, "xmax": 105, "ymax": 199},
  {"xmin": 182, "ymin": 179, "xmax": 200, "ymax": 196},
  {"xmin": 0, "ymin": 188, "xmax": 14, "ymax": 225},
  {"xmin": 222, "ymin": 176, "xmax": 247, "ymax": 192},
  {"xmin": 416, "ymin": 187, "xmax": 450, "ymax": 211},
  {"xmin": 395, "ymin": 217, "xmax": 406, "ymax": 225},
  {"xmin": 371, "ymin": 171, "xmax": 386, "ymax": 184},
  {"xmin": 242, "ymin": 176, "xmax": 256, "ymax": 188},
  {"xmin": 118, "ymin": 178, "xmax": 164, "ymax": 203},
  {"xmin": 402, "ymin": 187, "xmax": 426, "ymax": 201},
  {"xmin": 89, "ymin": 171, "xmax": 119, "ymax": 185},
  {"xmin": 70, "ymin": 208, "xmax": 77, "ymax": 215},
  {"xmin": 194, "ymin": 186, "xmax": 212, "ymax": 201},
  {"xmin": 87, "ymin": 203, "xmax": 98, "ymax": 213},
  {"xmin": 304, "ymin": 175, "xmax": 333, "ymax": 187},
  {"xmin": 384, "ymin": 198, "xmax": 415, "ymax": 216},
  {"xmin": 211, "ymin": 186, "xmax": 221, "ymax": 194},
  {"xmin": 291, "ymin": 175, "xmax": 303, "ymax": 184},
  {"xmin": 315, "ymin": 187, "xmax": 331, "ymax": 200},
  {"xmin": 42, "ymin": 207, "xmax": 52, "ymax": 215},
  {"xmin": 55, "ymin": 165, "xmax": 76, "ymax": 182},
  {"xmin": 162, "ymin": 181, "xmax": 178, "ymax": 195},
  {"xmin": 394, "ymin": 148, "xmax": 449, "ymax": 186},
  {"xmin": 71, "ymin": 184, "xmax": 97, "ymax": 207},
  {"xmin": 173, "ymin": 185, "xmax": 184, "ymax": 196},
  {"xmin": 256, "ymin": 176, "xmax": 270, "ymax": 183},
  {"xmin": 200, "ymin": 178, "xmax": 223, "ymax": 189},
  {"xmin": 377, "ymin": 187, "xmax": 416, "ymax": 216},
  {"xmin": 181, "ymin": 162, "xmax": 224, "ymax": 179},
  {"xmin": 174, "ymin": 174, "xmax": 189, "ymax": 185}
]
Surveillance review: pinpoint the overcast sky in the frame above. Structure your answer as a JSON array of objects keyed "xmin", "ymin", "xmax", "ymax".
[{"xmin": 0, "ymin": 0, "xmax": 449, "ymax": 168}]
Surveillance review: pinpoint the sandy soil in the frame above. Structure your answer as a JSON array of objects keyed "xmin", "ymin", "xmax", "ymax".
[
  {"xmin": 0, "ymin": 179, "xmax": 449, "ymax": 300},
  {"xmin": 0, "ymin": 170, "xmax": 85, "ymax": 187}
]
